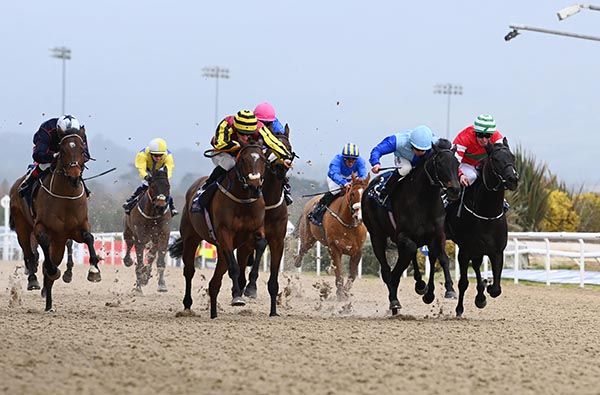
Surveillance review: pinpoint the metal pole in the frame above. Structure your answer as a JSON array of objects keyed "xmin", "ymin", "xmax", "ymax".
[
  {"xmin": 545, "ymin": 238, "xmax": 551, "ymax": 286},
  {"xmin": 579, "ymin": 239, "xmax": 585, "ymax": 288},
  {"xmin": 508, "ymin": 24, "xmax": 600, "ymax": 42},
  {"xmin": 214, "ymin": 69, "xmax": 219, "ymax": 126},
  {"xmin": 446, "ymin": 92, "xmax": 451, "ymax": 139},
  {"xmin": 513, "ymin": 238, "xmax": 519, "ymax": 284},
  {"xmin": 62, "ymin": 57, "xmax": 66, "ymax": 115}
]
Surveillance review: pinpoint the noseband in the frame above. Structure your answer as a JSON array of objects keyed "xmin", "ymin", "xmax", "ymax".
[{"xmin": 234, "ymin": 145, "xmax": 265, "ymax": 192}]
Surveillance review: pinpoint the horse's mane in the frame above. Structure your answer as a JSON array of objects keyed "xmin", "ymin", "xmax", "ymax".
[{"xmin": 436, "ymin": 138, "xmax": 452, "ymax": 150}]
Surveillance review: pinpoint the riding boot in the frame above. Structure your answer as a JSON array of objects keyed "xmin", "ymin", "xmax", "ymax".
[
  {"xmin": 123, "ymin": 185, "xmax": 148, "ymax": 214},
  {"xmin": 308, "ymin": 192, "xmax": 336, "ymax": 226},
  {"xmin": 19, "ymin": 167, "xmax": 43, "ymax": 208},
  {"xmin": 200, "ymin": 166, "xmax": 227, "ymax": 193},
  {"xmin": 283, "ymin": 180, "xmax": 293, "ymax": 205},
  {"xmin": 169, "ymin": 196, "xmax": 178, "ymax": 217}
]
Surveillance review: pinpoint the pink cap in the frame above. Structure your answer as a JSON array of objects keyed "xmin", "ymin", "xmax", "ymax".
[{"xmin": 254, "ymin": 102, "xmax": 276, "ymax": 122}]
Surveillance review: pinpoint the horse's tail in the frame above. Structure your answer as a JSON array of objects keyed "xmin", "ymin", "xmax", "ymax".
[{"xmin": 168, "ymin": 237, "xmax": 184, "ymax": 259}]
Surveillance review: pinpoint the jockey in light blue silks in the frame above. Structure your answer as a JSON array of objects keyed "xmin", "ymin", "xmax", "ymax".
[
  {"xmin": 369, "ymin": 125, "xmax": 438, "ymax": 202},
  {"xmin": 308, "ymin": 143, "xmax": 368, "ymax": 226}
]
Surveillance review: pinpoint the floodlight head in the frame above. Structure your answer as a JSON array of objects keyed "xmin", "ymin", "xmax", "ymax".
[
  {"xmin": 557, "ymin": 4, "xmax": 583, "ymax": 20},
  {"xmin": 504, "ymin": 29, "xmax": 520, "ymax": 41}
]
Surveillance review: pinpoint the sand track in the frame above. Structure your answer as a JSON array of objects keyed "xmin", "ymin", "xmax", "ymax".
[{"xmin": 1, "ymin": 261, "xmax": 599, "ymax": 394}]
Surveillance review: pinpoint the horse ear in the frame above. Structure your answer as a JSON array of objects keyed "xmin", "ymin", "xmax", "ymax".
[
  {"xmin": 284, "ymin": 123, "xmax": 290, "ymax": 137},
  {"xmin": 503, "ymin": 137, "xmax": 509, "ymax": 148}
]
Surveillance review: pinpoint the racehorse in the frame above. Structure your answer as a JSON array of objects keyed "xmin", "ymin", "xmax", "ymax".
[
  {"xmin": 9, "ymin": 126, "xmax": 101, "ymax": 311},
  {"xmin": 169, "ymin": 144, "xmax": 267, "ymax": 319},
  {"xmin": 294, "ymin": 174, "xmax": 370, "ymax": 300},
  {"xmin": 445, "ymin": 138, "xmax": 519, "ymax": 317},
  {"xmin": 235, "ymin": 126, "xmax": 295, "ymax": 316},
  {"xmin": 361, "ymin": 139, "xmax": 460, "ymax": 315},
  {"xmin": 123, "ymin": 166, "xmax": 172, "ymax": 293}
]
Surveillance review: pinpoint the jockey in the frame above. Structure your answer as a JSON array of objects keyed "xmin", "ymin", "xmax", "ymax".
[
  {"xmin": 453, "ymin": 114, "xmax": 503, "ymax": 187},
  {"xmin": 254, "ymin": 101, "xmax": 293, "ymax": 205},
  {"xmin": 254, "ymin": 102, "xmax": 285, "ymax": 134},
  {"xmin": 123, "ymin": 138, "xmax": 177, "ymax": 216},
  {"xmin": 308, "ymin": 143, "xmax": 367, "ymax": 226},
  {"xmin": 197, "ymin": 109, "xmax": 293, "ymax": 200},
  {"xmin": 19, "ymin": 115, "xmax": 90, "ymax": 206},
  {"xmin": 369, "ymin": 125, "xmax": 437, "ymax": 202}
]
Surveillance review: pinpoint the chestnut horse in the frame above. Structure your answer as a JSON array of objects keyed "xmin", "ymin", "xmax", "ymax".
[
  {"xmin": 236, "ymin": 126, "xmax": 295, "ymax": 316},
  {"xmin": 9, "ymin": 127, "xmax": 101, "ymax": 311},
  {"xmin": 123, "ymin": 166, "xmax": 172, "ymax": 293},
  {"xmin": 169, "ymin": 144, "xmax": 267, "ymax": 319},
  {"xmin": 294, "ymin": 174, "xmax": 370, "ymax": 300}
]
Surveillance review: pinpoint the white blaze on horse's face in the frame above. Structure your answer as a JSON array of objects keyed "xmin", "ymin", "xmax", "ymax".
[
  {"xmin": 352, "ymin": 188, "xmax": 364, "ymax": 221},
  {"xmin": 248, "ymin": 152, "xmax": 262, "ymax": 182},
  {"xmin": 69, "ymin": 142, "xmax": 76, "ymax": 149}
]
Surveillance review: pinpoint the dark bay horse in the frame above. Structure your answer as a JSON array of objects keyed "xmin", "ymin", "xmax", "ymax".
[
  {"xmin": 295, "ymin": 174, "xmax": 370, "ymax": 300},
  {"xmin": 235, "ymin": 126, "xmax": 295, "ymax": 316},
  {"xmin": 169, "ymin": 144, "xmax": 267, "ymax": 319},
  {"xmin": 123, "ymin": 167, "xmax": 172, "ymax": 293},
  {"xmin": 361, "ymin": 139, "xmax": 460, "ymax": 315},
  {"xmin": 445, "ymin": 138, "xmax": 519, "ymax": 317},
  {"xmin": 9, "ymin": 127, "xmax": 101, "ymax": 311}
]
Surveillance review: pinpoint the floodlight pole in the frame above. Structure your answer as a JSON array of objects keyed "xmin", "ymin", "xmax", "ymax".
[
  {"xmin": 433, "ymin": 83, "xmax": 463, "ymax": 139},
  {"xmin": 505, "ymin": 24, "xmax": 600, "ymax": 42},
  {"xmin": 50, "ymin": 46, "xmax": 71, "ymax": 115},
  {"xmin": 202, "ymin": 66, "xmax": 230, "ymax": 125}
]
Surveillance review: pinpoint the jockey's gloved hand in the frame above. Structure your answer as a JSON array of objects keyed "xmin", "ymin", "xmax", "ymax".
[{"xmin": 144, "ymin": 174, "xmax": 152, "ymax": 182}]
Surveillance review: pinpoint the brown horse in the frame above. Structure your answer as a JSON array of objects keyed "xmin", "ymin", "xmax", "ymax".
[
  {"xmin": 123, "ymin": 166, "xmax": 172, "ymax": 293},
  {"xmin": 169, "ymin": 144, "xmax": 267, "ymax": 319},
  {"xmin": 9, "ymin": 127, "xmax": 101, "ymax": 311},
  {"xmin": 236, "ymin": 126, "xmax": 295, "ymax": 316},
  {"xmin": 294, "ymin": 174, "xmax": 370, "ymax": 300}
]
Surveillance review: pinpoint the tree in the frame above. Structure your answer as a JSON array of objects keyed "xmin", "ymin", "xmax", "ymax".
[
  {"xmin": 540, "ymin": 190, "xmax": 580, "ymax": 232},
  {"xmin": 573, "ymin": 192, "xmax": 600, "ymax": 232}
]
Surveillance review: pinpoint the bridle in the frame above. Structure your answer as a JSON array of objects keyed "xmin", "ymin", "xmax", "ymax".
[
  {"xmin": 57, "ymin": 133, "xmax": 85, "ymax": 178},
  {"xmin": 481, "ymin": 145, "xmax": 519, "ymax": 192},
  {"xmin": 423, "ymin": 148, "xmax": 456, "ymax": 191},
  {"xmin": 326, "ymin": 181, "xmax": 364, "ymax": 228},
  {"xmin": 233, "ymin": 144, "xmax": 265, "ymax": 193}
]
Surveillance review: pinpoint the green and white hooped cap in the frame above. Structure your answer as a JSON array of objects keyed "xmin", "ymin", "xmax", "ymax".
[{"xmin": 473, "ymin": 114, "xmax": 496, "ymax": 135}]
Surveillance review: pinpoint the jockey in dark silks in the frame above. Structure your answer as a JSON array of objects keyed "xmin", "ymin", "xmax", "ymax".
[{"xmin": 19, "ymin": 115, "xmax": 90, "ymax": 206}]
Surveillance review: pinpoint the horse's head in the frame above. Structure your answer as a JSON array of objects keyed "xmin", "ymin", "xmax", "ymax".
[
  {"xmin": 57, "ymin": 127, "xmax": 87, "ymax": 187},
  {"xmin": 347, "ymin": 173, "xmax": 370, "ymax": 222},
  {"xmin": 147, "ymin": 167, "xmax": 171, "ymax": 210},
  {"xmin": 235, "ymin": 144, "xmax": 266, "ymax": 195},
  {"xmin": 423, "ymin": 139, "xmax": 461, "ymax": 200},
  {"xmin": 484, "ymin": 138, "xmax": 519, "ymax": 191},
  {"xmin": 267, "ymin": 124, "xmax": 296, "ymax": 180}
]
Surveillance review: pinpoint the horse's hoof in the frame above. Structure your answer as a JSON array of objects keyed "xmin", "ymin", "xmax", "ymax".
[
  {"xmin": 487, "ymin": 285, "xmax": 502, "ymax": 298},
  {"xmin": 27, "ymin": 276, "xmax": 41, "ymax": 291},
  {"xmin": 244, "ymin": 287, "xmax": 257, "ymax": 299},
  {"xmin": 133, "ymin": 286, "xmax": 143, "ymax": 295},
  {"xmin": 422, "ymin": 292, "xmax": 435, "ymax": 305},
  {"xmin": 389, "ymin": 300, "xmax": 401, "ymax": 310},
  {"xmin": 157, "ymin": 284, "xmax": 168, "ymax": 293},
  {"xmin": 231, "ymin": 296, "xmax": 246, "ymax": 307},
  {"xmin": 87, "ymin": 268, "xmax": 101, "ymax": 283},
  {"xmin": 41, "ymin": 287, "xmax": 46, "ymax": 298},
  {"xmin": 45, "ymin": 308, "xmax": 56, "ymax": 313},
  {"xmin": 123, "ymin": 256, "xmax": 133, "ymax": 268},
  {"xmin": 391, "ymin": 308, "xmax": 399, "ymax": 316},
  {"xmin": 269, "ymin": 312, "xmax": 280, "ymax": 317},
  {"xmin": 475, "ymin": 296, "xmax": 487, "ymax": 309},
  {"xmin": 456, "ymin": 310, "xmax": 463, "ymax": 318},
  {"xmin": 444, "ymin": 290, "xmax": 457, "ymax": 299},
  {"xmin": 415, "ymin": 281, "xmax": 428, "ymax": 296},
  {"xmin": 62, "ymin": 270, "xmax": 73, "ymax": 284}
]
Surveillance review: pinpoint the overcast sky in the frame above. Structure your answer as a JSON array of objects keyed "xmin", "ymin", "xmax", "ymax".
[{"xmin": 1, "ymin": 1, "xmax": 599, "ymax": 185}]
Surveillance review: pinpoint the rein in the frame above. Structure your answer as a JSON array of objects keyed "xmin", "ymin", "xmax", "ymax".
[
  {"xmin": 217, "ymin": 183, "xmax": 260, "ymax": 204},
  {"xmin": 265, "ymin": 192, "xmax": 284, "ymax": 210},
  {"xmin": 38, "ymin": 171, "xmax": 85, "ymax": 200}
]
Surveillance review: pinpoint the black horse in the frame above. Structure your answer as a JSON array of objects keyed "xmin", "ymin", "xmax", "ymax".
[
  {"xmin": 362, "ymin": 139, "xmax": 461, "ymax": 315},
  {"xmin": 445, "ymin": 138, "xmax": 519, "ymax": 317}
]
